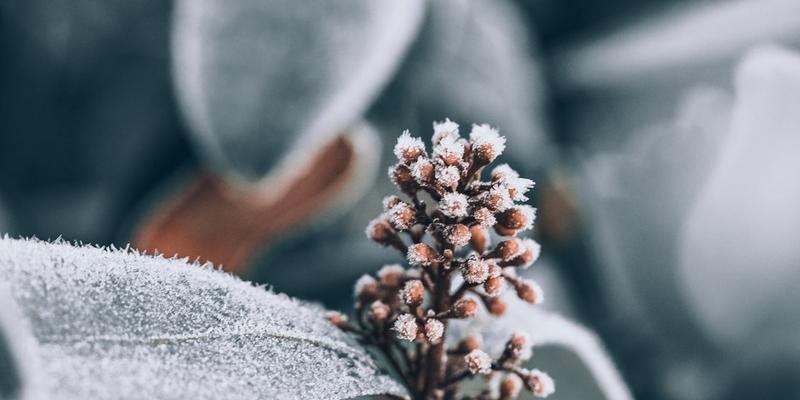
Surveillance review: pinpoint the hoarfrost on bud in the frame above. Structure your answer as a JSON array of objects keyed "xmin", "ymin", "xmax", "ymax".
[
  {"xmin": 354, "ymin": 274, "xmax": 378, "ymax": 298},
  {"xmin": 524, "ymin": 369, "xmax": 555, "ymax": 398},
  {"xmin": 394, "ymin": 130, "xmax": 426, "ymax": 163},
  {"xmin": 435, "ymin": 165, "xmax": 461, "ymax": 189},
  {"xmin": 410, "ymin": 158, "xmax": 435, "ymax": 185},
  {"xmin": 483, "ymin": 276, "xmax": 504, "ymax": 297},
  {"xmin": 473, "ymin": 207, "xmax": 497, "ymax": 227},
  {"xmin": 407, "ymin": 243, "xmax": 437, "ymax": 266},
  {"xmin": 463, "ymin": 257, "xmax": 490, "ymax": 284},
  {"xmin": 484, "ymin": 186, "xmax": 514, "ymax": 212},
  {"xmin": 439, "ymin": 192, "xmax": 469, "ymax": 218},
  {"xmin": 507, "ymin": 331, "xmax": 532, "ymax": 361},
  {"xmin": 388, "ymin": 202, "xmax": 416, "ymax": 231},
  {"xmin": 446, "ymin": 224, "xmax": 471, "ymax": 248},
  {"xmin": 377, "ymin": 264, "xmax": 405, "ymax": 287},
  {"xmin": 504, "ymin": 176, "xmax": 535, "ymax": 202},
  {"xmin": 464, "ymin": 349, "xmax": 492, "ymax": 375},
  {"xmin": 365, "ymin": 215, "xmax": 392, "ymax": 242},
  {"xmin": 434, "ymin": 135, "xmax": 465, "ymax": 166},
  {"xmin": 370, "ymin": 300, "xmax": 390, "ymax": 322},
  {"xmin": 490, "ymin": 164, "xmax": 518, "ymax": 182},
  {"xmin": 382, "ymin": 195, "xmax": 403, "ymax": 210},
  {"xmin": 432, "ymin": 118, "xmax": 459, "ymax": 144},
  {"xmin": 518, "ymin": 205, "xmax": 537, "ymax": 231},
  {"xmin": 469, "ymin": 123, "xmax": 506, "ymax": 163},
  {"xmin": 517, "ymin": 239, "xmax": 541, "ymax": 269},
  {"xmin": 400, "ymin": 279, "xmax": 425, "ymax": 307},
  {"xmin": 515, "ymin": 278, "xmax": 545, "ymax": 305},
  {"xmin": 424, "ymin": 318, "xmax": 444, "ymax": 344},
  {"xmin": 500, "ymin": 374, "xmax": 523, "ymax": 399},
  {"xmin": 393, "ymin": 313, "xmax": 419, "ymax": 342},
  {"xmin": 325, "ymin": 311, "xmax": 348, "ymax": 328}
]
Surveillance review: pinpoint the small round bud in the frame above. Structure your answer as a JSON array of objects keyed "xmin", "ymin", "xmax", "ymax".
[
  {"xmin": 469, "ymin": 123, "xmax": 505, "ymax": 164},
  {"xmin": 462, "ymin": 257, "xmax": 489, "ymax": 284},
  {"xmin": 382, "ymin": 195, "xmax": 403, "ymax": 210},
  {"xmin": 407, "ymin": 243, "xmax": 438, "ymax": 266},
  {"xmin": 434, "ymin": 135, "xmax": 465, "ymax": 167},
  {"xmin": 469, "ymin": 225, "xmax": 490, "ymax": 254},
  {"xmin": 487, "ymin": 260, "xmax": 502, "ymax": 278},
  {"xmin": 439, "ymin": 192, "xmax": 469, "ymax": 218},
  {"xmin": 452, "ymin": 298, "xmax": 478, "ymax": 318},
  {"xmin": 514, "ymin": 278, "xmax": 544, "ymax": 304},
  {"xmin": 464, "ymin": 349, "xmax": 492, "ymax": 375},
  {"xmin": 400, "ymin": 280, "xmax": 425, "ymax": 307},
  {"xmin": 496, "ymin": 206, "xmax": 536, "ymax": 231},
  {"xmin": 505, "ymin": 331, "xmax": 532, "ymax": 362},
  {"xmin": 483, "ymin": 187, "xmax": 513, "ymax": 212},
  {"xmin": 458, "ymin": 335, "xmax": 482, "ymax": 353},
  {"xmin": 389, "ymin": 163, "xmax": 417, "ymax": 194},
  {"xmin": 500, "ymin": 374, "xmax": 523, "ymax": 400},
  {"xmin": 523, "ymin": 369, "xmax": 555, "ymax": 398},
  {"xmin": 487, "ymin": 297, "xmax": 507, "ymax": 315},
  {"xmin": 325, "ymin": 311, "xmax": 348, "ymax": 329},
  {"xmin": 491, "ymin": 164, "xmax": 518, "ymax": 182},
  {"xmin": 377, "ymin": 264, "xmax": 405, "ymax": 287},
  {"xmin": 354, "ymin": 274, "xmax": 379, "ymax": 301},
  {"xmin": 411, "ymin": 158, "xmax": 435, "ymax": 186},
  {"xmin": 483, "ymin": 276, "xmax": 504, "ymax": 297},
  {"xmin": 492, "ymin": 238, "xmax": 524, "ymax": 261},
  {"xmin": 446, "ymin": 224, "xmax": 471, "ymax": 248},
  {"xmin": 388, "ymin": 202, "xmax": 416, "ymax": 231},
  {"xmin": 511, "ymin": 239, "xmax": 541, "ymax": 269},
  {"xmin": 424, "ymin": 318, "xmax": 445, "ymax": 344},
  {"xmin": 432, "ymin": 118, "xmax": 460, "ymax": 145},
  {"xmin": 365, "ymin": 216, "xmax": 394, "ymax": 243},
  {"xmin": 435, "ymin": 164, "xmax": 461, "ymax": 189},
  {"xmin": 369, "ymin": 300, "xmax": 390, "ymax": 322},
  {"xmin": 394, "ymin": 130, "xmax": 426, "ymax": 163},
  {"xmin": 473, "ymin": 207, "xmax": 497, "ymax": 227},
  {"xmin": 393, "ymin": 313, "xmax": 419, "ymax": 342}
]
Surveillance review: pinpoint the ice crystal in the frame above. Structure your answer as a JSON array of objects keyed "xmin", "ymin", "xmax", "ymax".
[
  {"xmin": 0, "ymin": 238, "xmax": 407, "ymax": 400},
  {"xmin": 438, "ymin": 192, "xmax": 469, "ymax": 218}
]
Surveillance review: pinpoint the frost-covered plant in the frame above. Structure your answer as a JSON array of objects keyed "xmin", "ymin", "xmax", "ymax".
[{"xmin": 328, "ymin": 120, "xmax": 553, "ymax": 399}]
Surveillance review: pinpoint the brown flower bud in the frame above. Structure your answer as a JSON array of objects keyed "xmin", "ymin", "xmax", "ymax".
[
  {"xmin": 365, "ymin": 216, "xmax": 395, "ymax": 243},
  {"xmin": 394, "ymin": 131, "xmax": 426, "ymax": 163},
  {"xmin": 504, "ymin": 331, "xmax": 532, "ymax": 362},
  {"xmin": 388, "ymin": 202, "xmax": 416, "ymax": 231},
  {"xmin": 484, "ymin": 276, "xmax": 504, "ymax": 297},
  {"xmin": 494, "ymin": 224, "xmax": 518, "ymax": 237},
  {"xmin": 473, "ymin": 207, "xmax": 497, "ymax": 227},
  {"xmin": 496, "ymin": 207, "xmax": 528, "ymax": 230},
  {"xmin": 509, "ymin": 239, "xmax": 541, "ymax": 269},
  {"xmin": 411, "ymin": 158, "xmax": 435, "ymax": 185},
  {"xmin": 407, "ymin": 243, "xmax": 438, "ymax": 266},
  {"xmin": 354, "ymin": 274, "xmax": 379, "ymax": 302},
  {"xmin": 487, "ymin": 297, "xmax": 507, "ymax": 316},
  {"xmin": 389, "ymin": 163, "xmax": 417, "ymax": 194},
  {"xmin": 424, "ymin": 318, "xmax": 444, "ymax": 344},
  {"xmin": 457, "ymin": 335, "xmax": 482, "ymax": 353},
  {"xmin": 400, "ymin": 279, "xmax": 425, "ymax": 307},
  {"xmin": 462, "ymin": 257, "xmax": 489, "ymax": 284},
  {"xmin": 500, "ymin": 374, "xmax": 523, "ymax": 400},
  {"xmin": 369, "ymin": 300, "xmax": 390, "ymax": 322},
  {"xmin": 452, "ymin": 298, "xmax": 478, "ymax": 318},
  {"xmin": 491, "ymin": 238, "xmax": 524, "ymax": 261},
  {"xmin": 523, "ymin": 369, "xmax": 555, "ymax": 398},
  {"xmin": 469, "ymin": 225, "xmax": 490, "ymax": 254},
  {"xmin": 514, "ymin": 278, "xmax": 544, "ymax": 304},
  {"xmin": 382, "ymin": 195, "xmax": 403, "ymax": 210},
  {"xmin": 325, "ymin": 311, "xmax": 348, "ymax": 329},
  {"xmin": 377, "ymin": 264, "xmax": 405, "ymax": 287},
  {"xmin": 446, "ymin": 224, "xmax": 471, "ymax": 248}
]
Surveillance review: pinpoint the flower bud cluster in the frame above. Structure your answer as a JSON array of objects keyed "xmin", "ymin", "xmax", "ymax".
[{"xmin": 335, "ymin": 120, "xmax": 554, "ymax": 399}]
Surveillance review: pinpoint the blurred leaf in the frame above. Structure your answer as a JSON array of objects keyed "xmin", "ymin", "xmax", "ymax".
[
  {"xmin": 0, "ymin": 238, "xmax": 407, "ymax": 400},
  {"xmin": 172, "ymin": 0, "xmax": 425, "ymax": 179}
]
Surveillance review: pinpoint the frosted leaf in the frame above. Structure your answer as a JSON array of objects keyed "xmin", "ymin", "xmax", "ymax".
[
  {"xmin": 0, "ymin": 238, "xmax": 408, "ymax": 400},
  {"xmin": 172, "ymin": 0, "xmax": 425, "ymax": 179}
]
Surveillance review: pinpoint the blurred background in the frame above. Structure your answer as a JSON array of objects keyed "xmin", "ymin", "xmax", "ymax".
[{"xmin": 2, "ymin": 0, "xmax": 800, "ymax": 398}]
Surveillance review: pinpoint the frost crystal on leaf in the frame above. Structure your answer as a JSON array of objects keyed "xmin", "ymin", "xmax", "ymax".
[
  {"xmin": 439, "ymin": 192, "xmax": 469, "ymax": 218},
  {"xmin": 464, "ymin": 349, "xmax": 492, "ymax": 375},
  {"xmin": 0, "ymin": 238, "xmax": 408, "ymax": 400}
]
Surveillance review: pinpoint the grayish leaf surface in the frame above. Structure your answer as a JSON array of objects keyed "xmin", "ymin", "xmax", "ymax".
[
  {"xmin": 172, "ymin": 0, "xmax": 425, "ymax": 180},
  {"xmin": 0, "ymin": 238, "xmax": 406, "ymax": 400}
]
